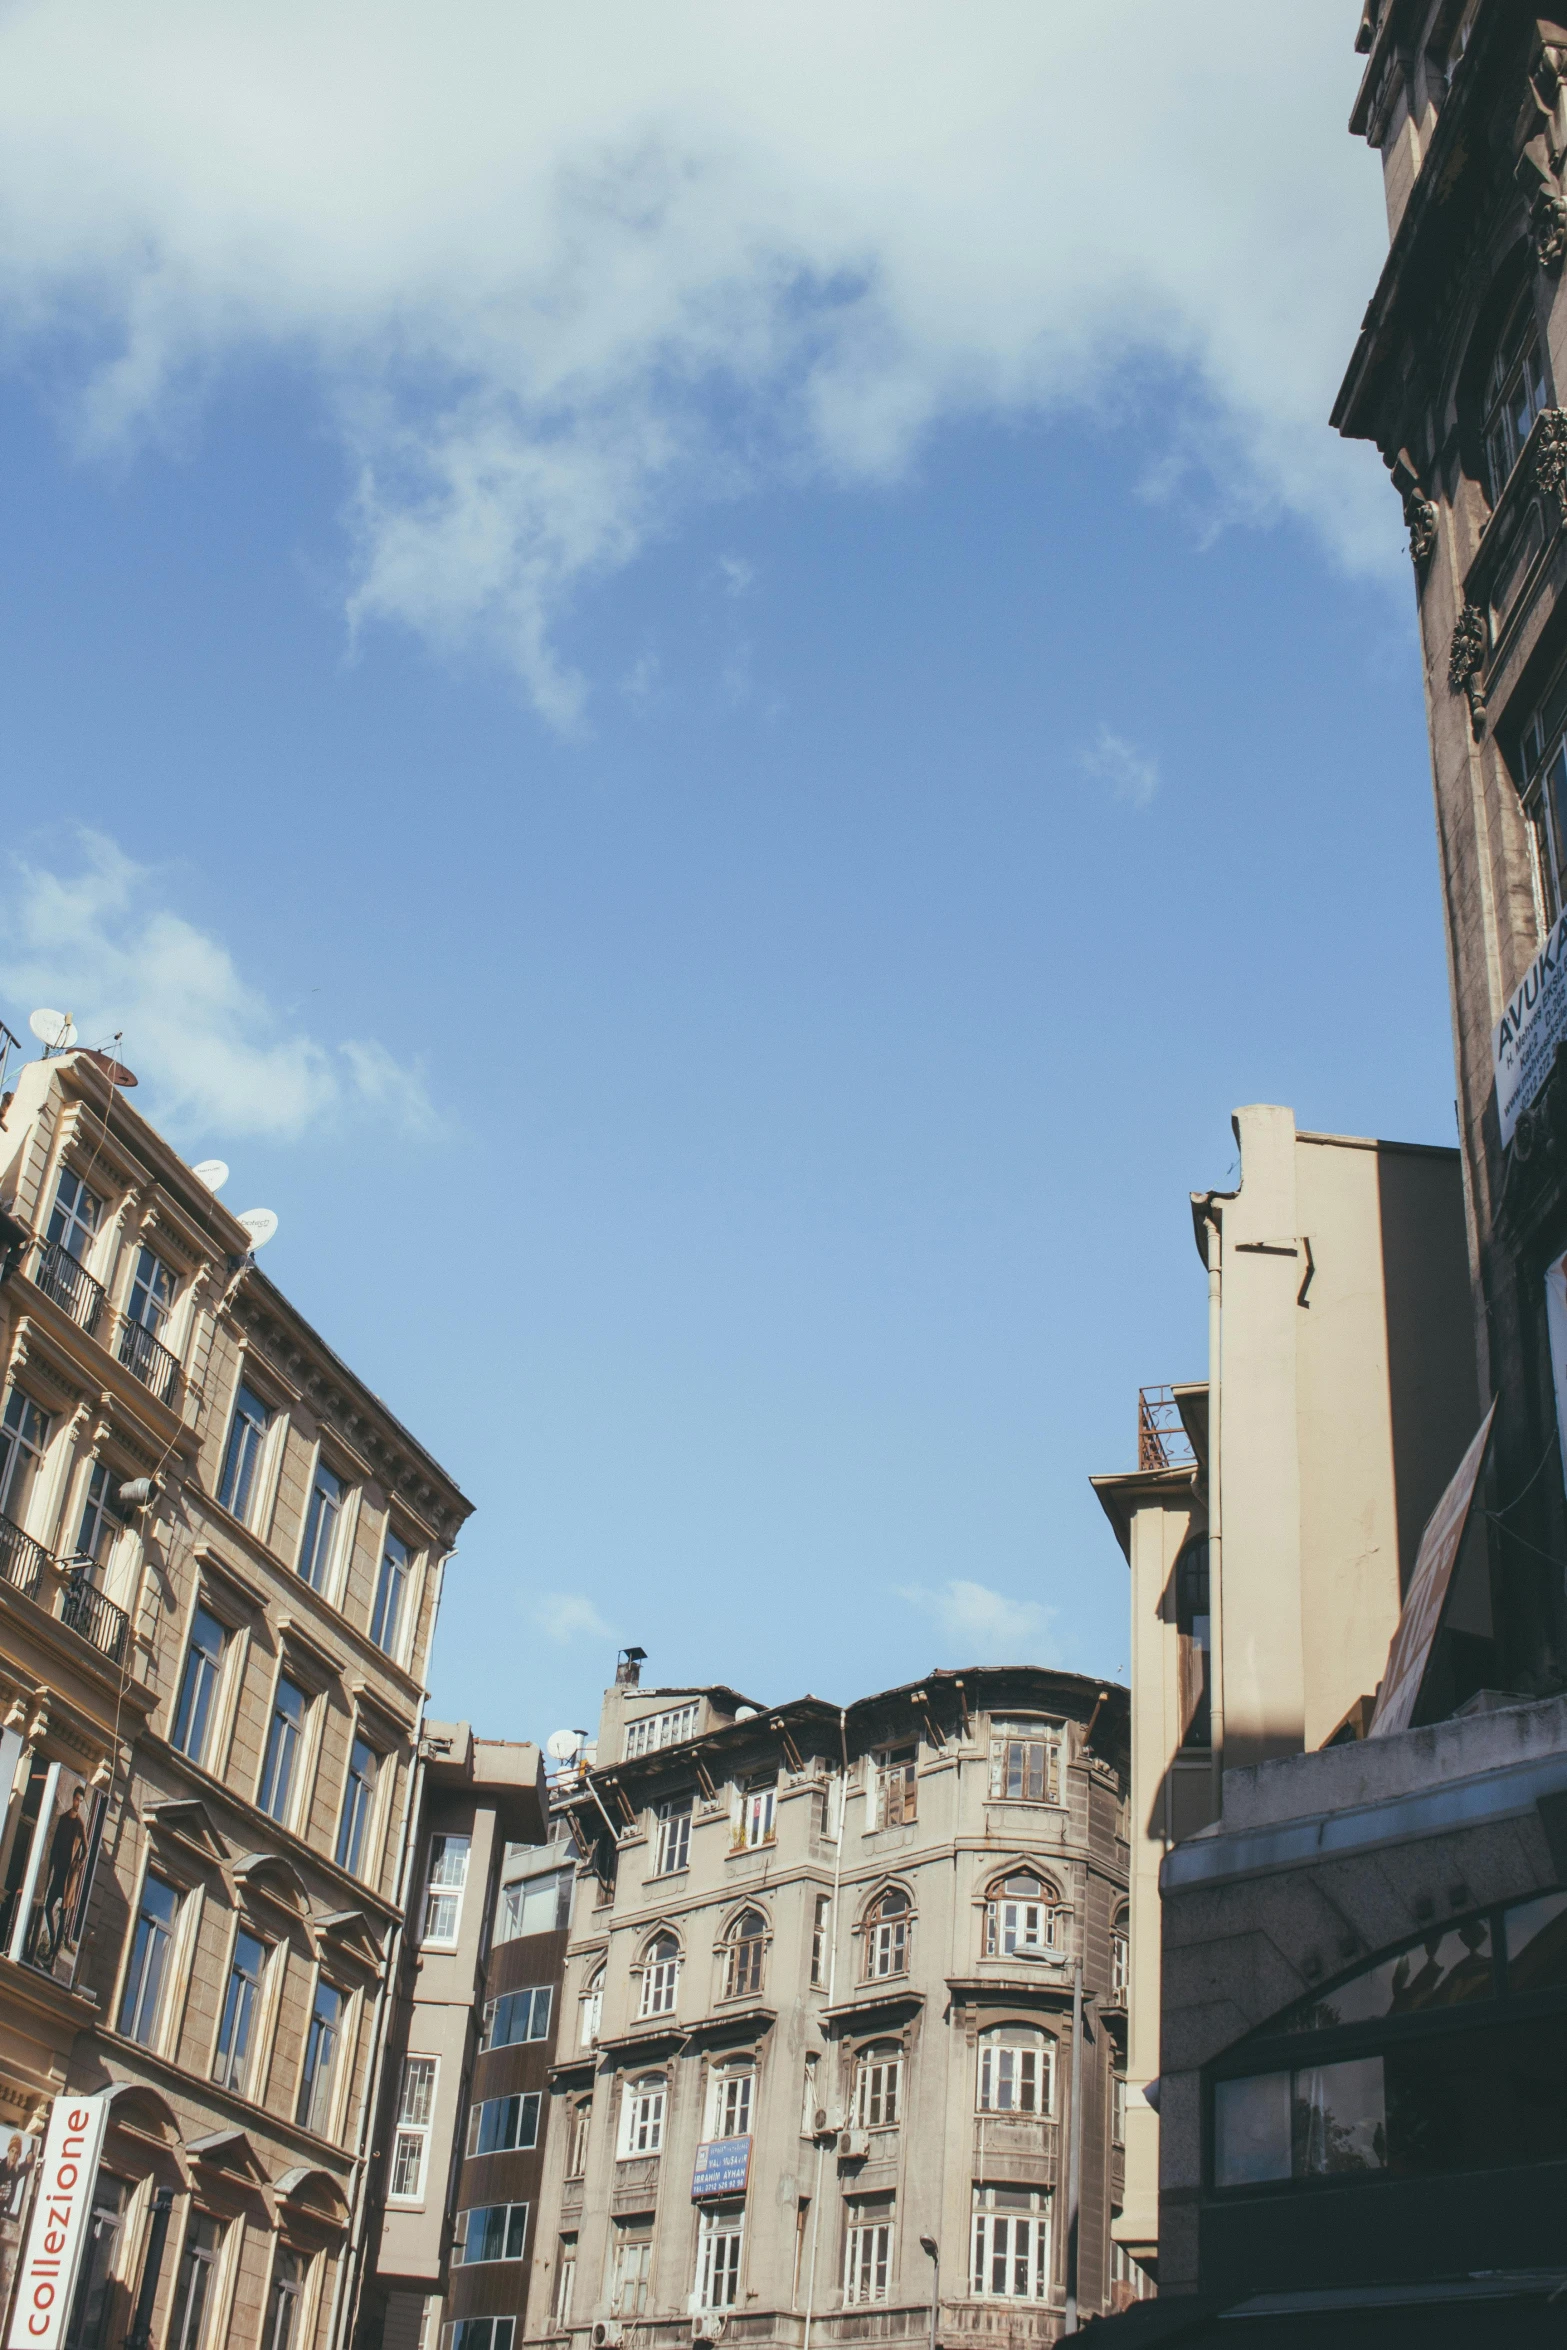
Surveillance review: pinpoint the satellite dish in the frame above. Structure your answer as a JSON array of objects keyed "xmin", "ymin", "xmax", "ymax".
[
  {"xmin": 236, "ymin": 1209, "xmax": 278, "ymax": 1251},
  {"xmin": 734, "ymin": 1706, "xmax": 759, "ymax": 1721},
  {"xmin": 192, "ymin": 1160, "xmax": 230, "ymax": 1192},
  {"xmin": 28, "ymin": 1009, "xmax": 76, "ymax": 1051},
  {"xmin": 545, "ymin": 1729, "xmax": 583, "ymax": 1763},
  {"xmin": 79, "ymin": 1048, "xmax": 137, "ymax": 1088}
]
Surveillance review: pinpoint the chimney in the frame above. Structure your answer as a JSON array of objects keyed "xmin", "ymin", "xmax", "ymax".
[{"xmin": 616, "ymin": 1646, "xmax": 647, "ymax": 1688}]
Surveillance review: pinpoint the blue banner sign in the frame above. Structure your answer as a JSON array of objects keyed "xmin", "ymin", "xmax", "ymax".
[{"xmin": 692, "ymin": 2136, "xmax": 751, "ymax": 2199}]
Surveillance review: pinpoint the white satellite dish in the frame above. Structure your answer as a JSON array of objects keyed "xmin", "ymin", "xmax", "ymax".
[
  {"xmin": 192, "ymin": 1159, "xmax": 229, "ymax": 1192},
  {"xmin": 28, "ymin": 1008, "xmax": 76, "ymax": 1051},
  {"xmin": 545, "ymin": 1729, "xmax": 584, "ymax": 1763},
  {"xmin": 236, "ymin": 1208, "xmax": 279, "ymax": 1251},
  {"xmin": 734, "ymin": 1706, "xmax": 759, "ymax": 1721}
]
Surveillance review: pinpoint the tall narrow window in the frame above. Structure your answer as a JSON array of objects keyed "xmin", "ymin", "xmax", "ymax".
[
  {"xmin": 876, "ymin": 1745, "xmax": 917, "ymax": 1828},
  {"xmin": 264, "ymin": 2249, "xmax": 305, "ymax": 2350},
  {"xmin": 298, "ymin": 1460, "xmax": 344, "ymax": 1595},
  {"xmin": 640, "ymin": 1933, "xmax": 680, "ymax": 2017},
  {"xmin": 811, "ymin": 1895, "xmax": 831, "ymax": 1988},
  {"xmin": 1113, "ymin": 2068, "xmax": 1126, "ymax": 2147},
  {"xmin": 1176, "ymin": 1538, "xmax": 1211, "ymax": 1749},
  {"xmin": 259, "ymin": 1678, "xmax": 307, "ymax": 1824},
  {"xmin": 865, "ymin": 1887, "xmax": 910, "ymax": 1979},
  {"xmin": 391, "ymin": 2057, "xmax": 438, "ymax": 2199},
  {"xmin": 977, "ymin": 2025, "xmax": 1052, "ymax": 2116},
  {"xmin": 370, "ymin": 1530, "xmax": 410, "ymax": 1656},
  {"xmin": 119, "ymin": 1248, "xmax": 177, "ymax": 1397},
  {"xmin": 555, "ymin": 2240, "xmax": 578, "ymax": 2327},
  {"xmin": 1111, "ymin": 1914, "xmax": 1129, "ymax": 1998},
  {"xmin": 218, "ymin": 1383, "xmax": 270, "ymax": 1522},
  {"xmin": 213, "ymin": 1929, "xmax": 267, "ymax": 2092},
  {"xmin": 118, "ymin": 1874, "xmax": 179, "ymax": 2044},
  {"xmin": 1483, "ymin": 294, "xmax": 1549, "ymax": 503},
  {"xmin": 566, "ymin": 2096, "xmax": 592, "ymax": 2177},
  {"xmin": 710, "ymin": 2065, "xmax": 753, "ymax": 2140},
  {"xmin": 580, "ymin": 1965, "xmax": 604, "ymax": 2048},
  {"xmin": 844, "ymin": 2193, "xmax": 895, "ymax": 2305},
  {"xmin": 0, "ymin": 1388, "xmax": 51, "ymax": 1528},
  {"xmin": 63, "ymin": 2174, "xmax": 127, "ymax": 2350},
  {"xmin": 297, "ymin": 1978, "xmax": 344, "ymax": 2134},
  {"xmin": 421, "ymin": 1834, "xmax": 470, "ymax": 1946},
  {"xmin": 738, "ymin": 1777, "xmax": 776, "ymax": 1848},
  {"xmin": 610, "ymin": 2221, "xmax": 653, "ymax": 2316},
  {"xmin": 724, "ymin": 1909, "xmax": 766, "ymax": 2000},
  {"xmin": 38, "ymin": 1172, "xmax": 104, "ymax": 1333},
  {"xmin": 335, "ymin": 1736, "xmax": 378, "ymax": 1876},
  {"xmin": 655, "ymin": 1794, "xmax": 692, "ymax": 1875},
  {"xmin": 970, "ymin": 2186, "xmax": 1051, "ymax": 2301},
  {"xmin": 619, "ymin": 2076, "xmax": 666, "ymax": 2156},
  {"xmin": 696, "ymin": 2203, "xmax": 744, "ymax": 2309},
  {"xmin": 47, "ymin": 1169, "xmax": 101, "ymax": 1263},
  {"xmin": 171, "ymin": 1607, "xmax": 226, "ymax": 1766},
  {"xmin": 75, "ymin": 1463, "xmax": 128, "ymax": 1574},
  {"xmin": 855, "ymin": 2043, "xmax": 902, "ymax": 2129},
  {"xmin": 988, "ymin": 1721, "xmax": 1060, "ymax": 1805},
  {"xmin": 167, "ymin": 2215, "xmax": 222, "ymax": 2350}
]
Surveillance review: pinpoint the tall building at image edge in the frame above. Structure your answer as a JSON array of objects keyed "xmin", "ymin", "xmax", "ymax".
[{"xmin": 0, "ymin": 1026, "xmax": 485, "ymax": 2350}]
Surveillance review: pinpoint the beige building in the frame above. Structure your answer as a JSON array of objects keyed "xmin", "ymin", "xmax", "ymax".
[
  {"xmin": 524, "ymin": 1658, "xmax": 1133, "ymax": 2350},
  {"xmin": 0, "ymin": 1037, "xmax": 471, "ymax": 2349},
  {"xmin": 1090, "ymin": 1104, "xmax": 1477, "ymax": 2277}
]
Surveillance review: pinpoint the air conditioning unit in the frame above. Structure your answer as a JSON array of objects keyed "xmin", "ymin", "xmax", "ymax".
[
  {"xmin": 692, "ymin": 2317, "xmax": 728, "ymax": 2343},
  {"xmin": 813, "ymin": 2106, "xmax": 843, "ymax": 2139},
  {"xmin": 592, "ymin": 2326, "xmax": 624, "ymax": 2348},
  {"xmin": 837, "ymin": 2128, "xmax": 870, "ymax": 2159}
]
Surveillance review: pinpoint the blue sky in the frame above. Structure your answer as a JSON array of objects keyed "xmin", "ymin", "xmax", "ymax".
[{"xmin": 0, "ymin": 6, "xmax": 1452, "ymax": 1739}]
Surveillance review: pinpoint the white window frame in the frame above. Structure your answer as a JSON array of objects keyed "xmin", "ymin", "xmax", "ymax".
[
  {"xmin": 566, "ymin": 2097, "xmax": 592, "ymax": 2178},
  {"xmin": 987, "ymin": 1720, "xmax": 1061, "ymax": 1806},
  {"xmin": 875, "ymin": 1743, "xmax": 917, "ymax": 1829},
  {"xmin": 623, "ymin": 1702, "xmax": 699, "ymax": 1759},
  {"xmin": 977, "ymin": 2025, "xmax": 1052, "ymax": 2116},
  {"xmin": 452, "ymin": 2205, "xmax": 529, "ymax": 2267},
  {"xmin": 855, "ymin": 2044, "xmax": 902, "ymax": 2130},
  {"xmin": 618, "ymin": 2075, "xmax": 666, "ymax": 2157},
  {"xmin": 654, "ymin": 1795, "xmax": 692, "ymax": 1876},
  {"xmin": 697, "ymin": 2203, "xmax": 744, "ymax": 2310},
  {"xmin": 970, "ymin": 2187, "xmax": 1051, "ymax": 2301},
  {"xmin": 555, "ymin": 2240, "xmax": 578, "ymax": 2327},
  {"xmin": 865, "ymin": 1889, "xmax": 910, "ymax": 1980},
  {"xmin": 480, "ymin": 1986, "xmax": 552, "ymax": 2052},
  {"xmin": 580, "ymin": 1966, "xmax": 604, "ymax": 2048},
  {"xmin": 420, "ymin": 1833, "xmax": 471, "ymax": 1949},
  {"xmin": 390, "ymin": 2056, "xmax": 439, "ymax": 2202},
  {"xmin": 984, "ymin": 1876, "xmax": 1064, "ymax": 1961},
  {"xmin": 466, "ymin": 2092, "xmax": 542, "ymax": 2159},
  {"xmin": 708, "ymin": 2065, "xmax": 754, "ymax": 2140},
  {"xmin": 737, "ymin": 1780, "xmax": 776, "ymax": 1849},
  {"xmin": 639, "ymin": 1936, "xmax": 680, "ymax": 2018},
  {"xmin": 610, "ymin": 2225, "xmax": 653, "ymax": 2318},
  {"xmin": 843, "ymin": 2199, "xmax": 895, "ymax": 2306}
]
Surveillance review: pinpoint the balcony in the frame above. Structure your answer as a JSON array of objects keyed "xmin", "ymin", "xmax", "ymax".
[
  {"xmin": 0, "ymin": 1514, "xmax": 50, "ymax": 1603},
  {"xmin": 60, "ymin": 1568, "xmax": 131, "ymax": 1668},
  {"xmin": 116, "ymin": 1316, "xmax": 182, "ymax": 1408},
  {"xmin": 28, "ymin": 1238, "xmax": 106, "ymax": 1338}
]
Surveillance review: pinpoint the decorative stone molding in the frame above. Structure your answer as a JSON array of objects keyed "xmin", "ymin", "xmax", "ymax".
[
  {"xmin": 1535, "ymin": 185, "xmax": 1567, "ymax": 270},
  {"xmin": 1390, "ymin": 447, "xmax": 1437, "ymax": 567},
  {"xmin": 1448, "ymin": 602, "xmax": 1489, "ymax": 733},
  {"xmin": 1537, "ymin": 407, "xmax": 1567, "ymax": 527}
]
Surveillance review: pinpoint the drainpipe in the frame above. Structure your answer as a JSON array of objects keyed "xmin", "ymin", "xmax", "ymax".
[
  {"xmin": 1204, "ymin": 1208, "xmax": 1225, "ymax": 1806},
  {"xmin": 1063, "ymin": 1948, "xmax": 1084, "ymax": 2334},
  {"xmin": 800, "ymin": 1709, "xmax": 850, "ymax": 2350}
]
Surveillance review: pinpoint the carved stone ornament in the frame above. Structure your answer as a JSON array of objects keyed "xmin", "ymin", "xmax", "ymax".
[
  {"xmin": 1448, "ymin": 602, "xmax": 1489, "ymax": 733},
  {"xmin": 1537, "ymin": 407, "xmax": 1567, "ymax": 526},
  {"xmin": 1390, "ymin": 447, "xmax": 1438, "ymax": 569},
  {"xmin": 1534, "ymin": 184, "xmax": 1567, "ymax": 271}
]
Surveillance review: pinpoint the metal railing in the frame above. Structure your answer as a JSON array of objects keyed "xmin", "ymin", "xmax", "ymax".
[
  {"xmin": 116, "ymin": 1315, "xmax": 182, "ymax": 1408},
  {"xmin": 59, "ymin": 1567, "xmax": 130, "ymax": 1668},
  {"xmin": 0, "ymin": 1514, "xmax": 49, "ymax": 1603},
  {"xmin": 28, "ymin": 1236, "xmax": 107, "ymax": 1337},
  {"xmin": 1137, "ymin": 1384, "xmax": 1196, "ymax": 1471}
]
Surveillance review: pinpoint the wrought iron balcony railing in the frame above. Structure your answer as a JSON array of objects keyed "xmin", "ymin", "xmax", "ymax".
[
  {"xmin": 28, "ymin": 1236, "xmax": 107, "ymax": 1337},
  {"xmin": 0, "ymin": 1514, "xmax": 49, "ymax": 1604},
  {"xmin": 59, "ymin": 1567, "xmax": 130, "ymax": 1668},
  {"xmin": 116, "ymin": 1315, "xmax": 182, "ymax": 1408}
]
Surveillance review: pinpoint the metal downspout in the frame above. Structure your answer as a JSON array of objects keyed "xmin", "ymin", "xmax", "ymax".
[{"xmin": 801, "ymin": 1708, "xmax": 850, "ymax": 2350}]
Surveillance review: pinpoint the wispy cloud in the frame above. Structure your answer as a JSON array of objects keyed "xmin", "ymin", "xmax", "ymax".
[
  {"xmin": 895, "ymin": 1576, "xmax": 1063, "ymax": 1667},
  {"xmin": 1081, "ymin": 725, "xmax": 1159, "ymax": 810},
  {"xmin": 718, "ymin": 556, "xmax": 756, "ymax": 599},
  {"xmin": 535, "ymin": 1593, "xmax": 613, "ymax": 1645},
  {"xmin": 0, "ymin": 832, "xmax": 435, "ymax": 1145},
  {"xmin": 0, "ymin": 6, "xmax": 1391, "ymax": 726}
]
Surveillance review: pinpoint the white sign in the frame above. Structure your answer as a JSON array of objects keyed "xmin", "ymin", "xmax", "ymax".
[
  {"xmin": 5, "ymin": 2095, "xmax": 108, "ymax": 2350},
  {"xmin": 1493, "ymin": 908, "xmax": 1567, "ymax": 1146}
]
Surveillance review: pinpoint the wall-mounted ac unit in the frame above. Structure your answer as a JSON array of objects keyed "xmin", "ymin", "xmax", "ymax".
[
  {"xmin": 813, "ymin": 2106, "xmax": 845, "ymax": 2138},
  {"xmin": 692, "ymin": 2317, "xmax": 728, "ymax": 2343},
  {"xmin": 837, "ymin": 2128, "xmax": 870, "ymax": 2159},
  {"xmin": 592, "ymin": 2326, "xmax": 624, "ymax": 2348}
]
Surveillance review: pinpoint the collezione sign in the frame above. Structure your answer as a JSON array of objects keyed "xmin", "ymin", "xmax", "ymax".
[
  {"xmin": 4, "ymin": 2095, "xmax": 108, "ymax": 2350},
  {"xmin": 1493, "ymin": 906, "xmax": 1567, "ymax": 1146}
]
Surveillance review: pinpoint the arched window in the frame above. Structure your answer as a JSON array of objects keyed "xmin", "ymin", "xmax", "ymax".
[
  {"xmin": 708, "ymin": 2060, "xmax": 754, "ymax": 2140},
  {"xmin": 724, "ymin": 1909, "xmax": 767, "ymax": 2001},
  {"xmin": 639, "ymin": 1933, "xmax": 680, "ymax": 2019},
  {"xmin": 984, "ymin": 1874, "xmax": 1063, "ymax": 1960},
  {"xmin": 566, "ymin": 2093, "xmax": 592, "ymax": 2177},
  {"xmin": 618, "ymin": 2072, "xmax": 666, "ymax": 2157},
  {"xmin": 977, "ymin": 2024, "xmax": 1052, "ymax": 2116},
  {"xmin": 580, "ymin": 1963, "xmax": 605, "ymax": 2048},
  {"xmin": 1175, "ymin": 1537, "xmax": 1211, "ymax": 1749},
  {"xmin": 854, "ymin": 2040, "xmax": 903, "ymax": 2129},
  {"xmin": 864, "ymin": 1887, "xmax": 911, "ymax": 1980},
  {"xmin": 1111, "ymin": 1908, "xmax": 1129, "ymax": 2000},
  {"xmin": 1483, "ymin": 291, "xmax": 1549, "ymax": 503}
]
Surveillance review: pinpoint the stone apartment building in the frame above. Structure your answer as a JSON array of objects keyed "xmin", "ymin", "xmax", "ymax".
[
  {"xmin": 0, "ymin": 1036, "xmax": 470, "ymax": 2350},
  {"xmin": 523, "ymin": 1657, "xmax": 1131, "ymax": 2350}
]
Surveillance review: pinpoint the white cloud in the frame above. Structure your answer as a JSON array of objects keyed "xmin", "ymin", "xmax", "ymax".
[
  {"xmin": 535, "ymin": 1592, "xmax": 613, "ymax": 1645},
  {"xmin": 1081, "ymin": 725, "xmax": 1159, "ymax": 809},
  {"xmin": 0, "ymin": 832, "xmax": 436, "ymax": 1144},
  {"xmin": 0, "ymin": 5, "xmax": 1392, "ymax": 723},
  {"xmin": 718, "ymin": 556, "xmax": 756, "ymax": 599},
  {"xmin": 896, "ymin": 1576, "xmax": 1062, "ymax": 1667}
]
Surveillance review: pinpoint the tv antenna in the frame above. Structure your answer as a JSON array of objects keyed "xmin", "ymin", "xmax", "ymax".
[
  {"xmin": 28, "ymin": 1009, "xmax": 76, "ymax": 1056},
  {"xmin": 192, "ymin": 1161, "xmax": 230, "ymax": 1192},
  {"xmin": 236, "ymin": 1209, "xmax": 279, "ymax": 1252}
]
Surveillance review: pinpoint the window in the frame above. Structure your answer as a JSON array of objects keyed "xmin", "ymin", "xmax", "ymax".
[
  {"xmin": 1176, "ymin": 1538, "xmax": 1211, "ymax": 1749},
  {"xmin": 855, "ymin": 2043, "xmax": 902, "ymax": 2129},
  {"xmin": 811, "ymin": 1895, "xmax": 831, "ymax": 1988},
  {"xmin": 978, "ymin": 2024, "xmax": 1052, "ymax": 2115},
  {"xmin": 610, "ymin": 2220, "xmax": 653, "ymax": 2316},
  {"xmin": 655, "ymin": 1794, "xmax": 692, "ymax": 1875},
  {"xmin": 566, "ymin": 2096, "xmax": 592, "ymax": 2178},
  {"xmin": 259, "ymin": 1677, "xmax": 307, "ymax": 1825},
  {"xmin": 453, "ymin": 2205, "xmax": 527, "ymax": 2266},
  {"xmin": 971, "ymin": 2186, "xmax": 1051, "ymax": 2300},
  {"xmin": 264, "ymin": 2249, "xmax": 306, "ymax": 2350},
  {"xmin": 738, "ymin": 1778, "xmax": 775, "ymax": 1849},
  {"xmin": 640, "ymin": 1932, "xmax": 680, "ymax": 2017},
  {"xmin": 63, "ymin": 2172, "xmax": 127, "ymax": 2350},
  {"xmin": 218, "ymin": 1383, "xmax": 270, "ymax": 1522},
  {"xmin": 864, "ymin": 1887, "xmax": 910, "ymax": 1980},
  {"xmin": 497, "ymin": 1868, "xmax": 571, "ymax": 1941},
  {"xmin": 1113, "ymin": 2069, "xmax": 1126, "ymax": 2147},
  {"xmin": 988, "ymin": 1720, "xmax": 1060, "ymax": 1806},
  {"xmin": 335, "ymin": 1736, "xmax": 378, "ymax": 1876},
  {"xmin": 391, "ymin": 2057, "xmax": 438, "ymax": 2200},
  {"xmin": 710, "ymin": 2065, "xmax": 754, "ymax": 2140},
  {"xmin": 118, "ymin": 1873, "xmax": 178, "ymax": 2044},
  {"xmin": 876, "ymin": 1745, "xmax": 917, "ymax": 1829},
  {"xmin": 171, "ymin": 1605, "xmax": 226, "ymax": 1766},
  {"xmin": 297, "ymin": 1977, "xmax": 344, "ymax": 2134},
  {"xmin": 623, "ymin": 1702, "xmax": 699, "ymax": 1759},
  {"xmin": 984, "ymin": 1875, "xmax": 1062, "ymax": 1961},
  {"xmin": 580, "ymin": 1965, "xmax": 604, "ymax": 2047},
  {"xmin": 1483, "ymin": 292, "xmax": 1549, "ymax": 503},
  {"xmin": 213, "ymin": 1928, "xmax": 267, "ymax": 2091},
  {"xmin": 1515, "ymin": 663, "xmax": 1567, "ymax": 920},
  {"xmin": 124, "ymin": 1245, "xmax": 174, "ymax": 1339},
  {"xmin": 370, "ymin": 1529, "xmax": 410, "ymax": 1656},
  {"xmin": 75, "ymin": 1463, "xmax": 128, "ymax": 1572},
  {"xmin": 298, "ymin": 1459, "xmax": 344, "ymax": 1594},
  {"xmin": 0, "ymin": 1388, "xmax": 50, "ymax": 1527},
  {"xmin": 450, "ymin": 2326, "xmax": 514, "ymax": 2350},
  {"xmin": 421, "ymin": 1834, "xmax": 471, "ymax": 1946},
  {"xmin": 480, "ymin": 1986, "xmax": 553, "ymax": 2050},
  {"xmin": 167, "ymin": 2214, "xmax": 222, "ymax": 2350},
  {"xmin": 620, "ymin": 2074, "xmax": 666, "ymax": 2156},
  {"xmin": 843, "ymin": 2192, "xmax": 894, "ymax": 2306},
  {"xmin": 1111, "ymin": 1915, "xmax": 1129, "ymax": 1998},
  {"xmin": 466, "ymin": 2094, "xmax": 541, "ymax": 2158},
  {"xmin": 697, "ymin": 2202, "xmax": 744, "ymax": 2309},
  {"xmin": 724, "ymin": 1909, "xmax": 767, "ymax": 2001},
  {"xmin": 47, "ymin": 1168, "xmax": 101, "ymax": 1264},
  {"xmin": 555, "ymin": 2239, "xmax": 578, "ymax": 2327}
]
